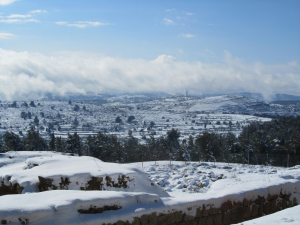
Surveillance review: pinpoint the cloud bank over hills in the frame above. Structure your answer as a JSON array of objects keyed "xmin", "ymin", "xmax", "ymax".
[{"xmin": 0, "ymin": 48, "xmax": 299, "ymax": 101}]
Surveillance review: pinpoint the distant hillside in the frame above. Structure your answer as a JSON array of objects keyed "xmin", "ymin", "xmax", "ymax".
[
  {"xmin": 194, "ymin": 92, "xmax": 300, "ymax": 102},
  {"xmin": 42, "ymin": 92, "xmax": 173, "ymax": 103}
]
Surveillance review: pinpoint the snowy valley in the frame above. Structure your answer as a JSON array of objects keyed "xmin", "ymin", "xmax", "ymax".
[
  {"xmin": 1, "ymin": 94, "xmax": 298, "ymax": 141},
  {"xmin": 0, "ymin": 94, "xmax": 300, "ymax": 224}
]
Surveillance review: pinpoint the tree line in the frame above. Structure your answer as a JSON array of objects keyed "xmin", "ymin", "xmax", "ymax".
[{"xmin": 0, "ymin": 116, "xmax": 299, "ymax": 166}]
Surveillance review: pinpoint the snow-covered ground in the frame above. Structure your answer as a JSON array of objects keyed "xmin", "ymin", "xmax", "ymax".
[
  {"xmin": 0, "ymin": 151, "xmax": 168, "ymax": 197},
  {"xmin": 233, "ymin": 205, "xmax": 300, "ymax": 225},
  {"xmin": 128, "ymin": 160, "xmax": 300, "ymax": 197},
  {"xmin": 1, "ymin": 94, "xmax": 298, "ymax": 141},
  {"xmin": 1, "ymin": 152, "xmax": 300, "ymax": 224},
  {"xmin": 0, "ymin": 190, "xmax": 164, "ymax": 225}
]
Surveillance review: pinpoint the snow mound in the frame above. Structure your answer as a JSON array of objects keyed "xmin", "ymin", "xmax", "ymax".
[
  {"xmin": 0, "ymin": 190, "xmax": 163, "ymax": 225},
  {"xmin": 0, "ymin": 151, "xmax": 169, "ymax": 197}
]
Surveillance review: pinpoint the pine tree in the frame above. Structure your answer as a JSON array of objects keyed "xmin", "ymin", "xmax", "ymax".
[
  {"xmin": 180, "ymin": 139, "xmax": 191, "ymax": 162},
  {"xmin": 85, "ymin": 135, "xmax": 97, "ymax": 157},
  {"xmin": 147, "ymin": 135, "xmax": 159, "ymax": 163},
  {"xmin": 195, "ymin": 132, "xmax": 211, "ymax": 161},
  {"xmin": 124, "ymin": 136, "xmax": 139, "ymax": 163},
  {"xmin": 21, "ymin": 112, "xmax": 26, "ymax": 119},
  {"xmin": 73, "ymin": 132, "xmax": 81, "ymax": 155},
  {"xmin": 156, "ymin": 135, "xmax": 169, "ymax": 160},
  {"xmin": 167, "ymin": 128, "xmax": 181, "ymax": 160},
  {"xmin": 34, "ymin": 116, "xmax": 39, "ymax": 126},
  {"xmin": 49, "ymin": 133, "xmax": 56, "ymax": 151},
  {"xmin": 55, "ymin": 136, "xmax": 63, "ymax": 152},
  {"xmin": 73, "ymin": 105, "xmax": 80, "ymax": 111},
  {"xmin": 23, "ymin": 127, "xmax": 47, "ymax": 151},
  {"xmin": 66, "ymin": 133, "xmax": 81, "ymax": 154},
  {"xmin": 29, "ymin": 101, "xmax": 36, "ymax": 107},
  {"xmin": 72, "ymin": 118, "xmax": 79, "ymax": 128},
  {"xmin": 66, "ymin": 133, "xmax": 74, "ymax": 153},
  {"xmin": 150, "ymin": 121, "xmax": 155, "ymax": 129},
  {"xmin": 0, "ymin": 137, "xmax": 5, "ymax": 153},
  {"xmin": 115, "ymin": 116, "xmax": 122, "ymax": 123},
  {"xmin": 10, "ymin": 101, "xmax": 17, "ymax": 108},
  {"xmin": 127, "ymin": 115, "xmax": 135, "ymax": 123},
  {"xmin": 3, "ymin": 131, "xmax": 23, "ymax": 151},
  {"xmin": 110, "ymin": 135, "xmax": 124, "ymax": 163},
  {"xmin": 188, "ymin": 135, "xmax": 198, "ymax": 161}
]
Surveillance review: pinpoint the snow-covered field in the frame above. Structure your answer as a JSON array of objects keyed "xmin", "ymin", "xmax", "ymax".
[
  {"xmin": 1, "ymin": 94, "xmax": 298, "ymax": 141},
  {"xmin": 1, "ymin": 151, "xmax": 300, "ymax": 224}
]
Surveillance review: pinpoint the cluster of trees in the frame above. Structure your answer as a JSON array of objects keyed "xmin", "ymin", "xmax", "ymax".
[
  {"xmin": 193, "ymin": 116, "xmax": 300, "ymax": 166},
  {"xmin": 21, "ymin": 112, "xmax": 32, "ymax": 120},
  {"xmin": 9, "ymin": 101, "xmax": 36, "ymax": 108},
  {"xmin": 0, "ymin": 128, "xmax": 47, "ymax": 152},
  {"xmin": 0, "ymin": 116, "xmax": 299, "ymax": 166}
]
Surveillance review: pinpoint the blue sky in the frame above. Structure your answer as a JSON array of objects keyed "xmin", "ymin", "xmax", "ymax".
[
  {"xmin": 0, "ymin": 0, "xmax": 299, "ymax": 100},
  {"xmin": 1, "ymin": 0, "xmax": 299, "ymax": 63}
]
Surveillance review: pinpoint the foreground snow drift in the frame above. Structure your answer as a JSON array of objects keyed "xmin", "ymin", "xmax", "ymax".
[
  {"xmin": 233, "ymin": 205, "xmax": 300, "ymax": 225},
  {"xmin": 0, "ymin": 190, "xmax": 163, "ymax": 225},
  {"xmin": 0, "ymin": 151, "xmax": 169, "ymax": 197}
]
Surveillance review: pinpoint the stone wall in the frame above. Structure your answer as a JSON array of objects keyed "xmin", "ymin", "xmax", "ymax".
[{"xmin": 105, "ymin": 191, "xmax": 298, "ymax": 225}]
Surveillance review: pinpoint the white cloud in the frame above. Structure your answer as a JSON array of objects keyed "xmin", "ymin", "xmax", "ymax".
[
  {"xmin": 3, "ymin": 10, "xmax": 46, "ymax": 23},
  {"xmin": 179, "ymin": 33, "xmax": 195, "ymax": 38},
  {"xmin": 0, "ymin": 48, "xmax": 299, "ymax": 101},
  {"xmin": 56, "ymin": 21, "xmax": 109, "ymax": 28},
  {"xmin": 7, "ymin": 14, "xmax": 32, "ymax": 18},
  {"xmin": 166, "ymin": 8, "xmax": 176, "ymax": 12},
  {"xmin": 163, "ymin": 18, "xmax": 175, "ymax": 26},
  {"xmin": 0, "ymin": 32, "xmax": 16, "ymax": 39},
  {"xmin": 183, "ymin": 12, "xmax": 194, "ymax": 16},
  {"xmin": 30, "ymin": 10, "xmax": 47, "ymax": 14},
  {"xmin": 0, "ymin": 0, "xmax": 18, "ymax": 6},
  {"xmin": 0, "ymin": 18, "xmax": 39, "ymax": 23},
  {"xmin": 55, "ymin": 21, "xmax": 67, "ymax": 25},
  {"xmin": 68, "ymin": 23, "xmax": 87, "ymax": 28}
]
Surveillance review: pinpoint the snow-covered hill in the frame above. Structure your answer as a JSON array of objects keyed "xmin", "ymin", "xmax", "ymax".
[{"xmin": 0, "ymin": 95, "xmax": 298, "ymax": 141}]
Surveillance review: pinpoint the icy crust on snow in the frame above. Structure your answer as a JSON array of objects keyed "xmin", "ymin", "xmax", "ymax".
[
  {"xmin": 0, "ymin": 190, "xmax": 164, "ymax": 225},
  {"xmin": 0, "ymin": 151, "xmax": 169, "ymax": 197},
  {"xmin": 233, "ymin": 205, "xmax": 300, "ymax": 225}
]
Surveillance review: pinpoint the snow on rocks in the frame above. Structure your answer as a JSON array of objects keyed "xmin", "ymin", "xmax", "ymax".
[
  {"xmin": 142, "ymin": 162, "xmax": 227, "ymax": 194},
  {"xmin": 0, "ymin": 151, "xmax": 169, "ymax": 197},
  {"xmin": 130, "ymin": 161, "xmax": 300, "ymax": 200}
]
